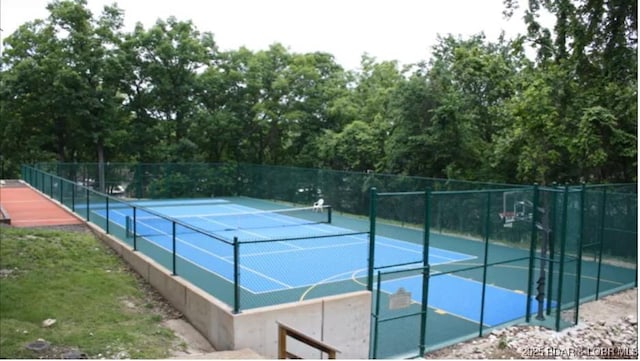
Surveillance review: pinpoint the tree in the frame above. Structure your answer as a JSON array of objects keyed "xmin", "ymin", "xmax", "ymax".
[
  {"xmin": 1, "ymin": 0, "xmax": 129, "ymax": 181},
  {"xmin": 503, "ymin": 0, "xmax": 637, "ymax": 182},
  {"xmin": 385, "ymin": 35, "xmax": 524, "ymax": 181},
  {"xmin": 121, "ymin": 17, "xmax": 216, "ymax": 162}
]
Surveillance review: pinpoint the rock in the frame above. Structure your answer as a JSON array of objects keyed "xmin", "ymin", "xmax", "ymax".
[
  {"xmin": 25, "ymin": 339, "xmax": 50, "ymax": 352},
  {"xmin": 63, "ymin": 350, "xmax": 88, "ymax": 359},
  {"xmin": 115, "ymin": 351, "xmax": 130, "ymax": 359},
  {"xmin": 424, "ymin": 289, "xmax": 637, "ymax": 360},
  {"xmin": 625, "ymin": 315, "xmax": 637, "ymax": 325}
]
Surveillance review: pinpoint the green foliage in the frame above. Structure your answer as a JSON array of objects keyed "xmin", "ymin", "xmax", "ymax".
[{"xmin": 1, "ymin": 0, "xmax": 636, "ymax": 184}]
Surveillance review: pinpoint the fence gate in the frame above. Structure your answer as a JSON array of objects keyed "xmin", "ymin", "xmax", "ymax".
[
  {"xmin": 368, "ymin": 189, "xmax": 430, "ymax": 359},
  {"xmin": 370, "ymin": 266, "xmax": 429, "ymax": 359}
]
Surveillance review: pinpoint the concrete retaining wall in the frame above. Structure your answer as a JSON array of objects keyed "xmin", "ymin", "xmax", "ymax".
[{"xmin": 88, "ymin": 223, "xmax": 371, "ymax": 359}]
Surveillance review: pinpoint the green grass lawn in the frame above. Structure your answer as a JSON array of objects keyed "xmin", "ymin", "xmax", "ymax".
[{"xmin": 0, "ymin": 226, "xmax": 182, "ymax": 359}]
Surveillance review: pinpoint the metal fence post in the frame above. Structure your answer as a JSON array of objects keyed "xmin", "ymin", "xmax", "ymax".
[
  {"xmin": 172, "ymin": 221, "xmax": 177, "ymax": 275},
  {"xmin": 546, "ymin": 186, "xmax": 559, "ymax": 315},
  {"xmin": 595, "ymin": 187, "xmax": 607, "ymax": 299},
  {"xmin": 71, "ymin": 182, "xmax": 75, "ymax": 211},
  {"xmin": 478, "ymin": 191, "xmax": 491, "ymax": 335},
  {"xmin": 574, "ymin": 184, "xmax": 586, "ymax": 324},
  {"xmin": 371, "ymin": 270, "xmax": 383, "ymax": 359},
  {"xmin": 367, "ymin": 187, "xmax": 377, "ymax": 291},
  {"xmin": 555, "ymin": 185, "xmax": 570, "ymax": 331},
  {"xmin": 419, "ymin": 189, "xmax": 431, "ymax": 356},
  {"xmin": 59, "ymin": 178, "xmax": 64, "ymax": 204},
  {"xmin": 105, "ymin": 196, "xmax": 110, "ymax": 234},
  {"xmin": 133, "ymin": 207, "xmax": 138, "ymax": 251},
  {"xmin": 526, "ymin": 185, "xmax": 539, "ymax": 322},
  {"xmin": 86, "ymin": 188, "xmax": 90, "ymax": 222},
  {"xmin": 233, "ymin": 236, "xmax": 240, "ymax": 314}
]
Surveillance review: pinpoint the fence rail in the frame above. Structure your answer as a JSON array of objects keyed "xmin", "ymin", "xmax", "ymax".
[
  {"xmin": 22, "ymin": 163, "xmax": 638, "ymax": 359},
  {"xmin": 277, "ymin": 321, "xmax": 339, "ymax": 359}
]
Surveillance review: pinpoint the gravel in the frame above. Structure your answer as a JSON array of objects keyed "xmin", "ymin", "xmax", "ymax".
[{"xmin": 425, "ymin": 288, "xmax": 638, "ymax": 359}]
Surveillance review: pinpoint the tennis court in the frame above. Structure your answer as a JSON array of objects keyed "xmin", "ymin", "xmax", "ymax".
[
  {"xmin": 80, "ymin": 197, "xmax": 593, "ymax": 333},
  {"xmin": 22, "ymin": 164, "xmax": 637, "ymax": 358},
  {"xmin": 86, "ymin": 199, "xmax": 478, "ymax": 295}
]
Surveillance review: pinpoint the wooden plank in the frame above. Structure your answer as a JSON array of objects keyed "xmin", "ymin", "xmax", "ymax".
[{"xmin": 276, "ymin": 321, "xmax": 339, "ymax": 359}]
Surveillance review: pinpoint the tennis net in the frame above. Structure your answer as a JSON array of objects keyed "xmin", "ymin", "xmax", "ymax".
[{"xmin": 126, "ymin": 205, "xmax": 332, "ymax": 239}]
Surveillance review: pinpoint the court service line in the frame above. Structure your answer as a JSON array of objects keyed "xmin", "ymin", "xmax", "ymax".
[
  {"xmin": 220, "ymin": 204, "xmax": 475, "ymax": 265},
  {"xmin": 220, "ymin": 204, "xmax": 431, "ymax": 257},
  {"xmin": 111, "ymin": 209, "xmax": 295, "ymax": 290},
  {"xmin": 236, "ymin": 239, "xmax": 368, "ymax": 258},
  {"xmin": 112, "ymin": 210, "xmax": 263, "ymax": 294},
  {"xmin": 190, "ymin": 206, "xmax": 305, "ymax": 250},
  {"xmin": 250, "ymin": 248, "xmax": 472, "ymax": 295},
  {"xmin": 137, "ymin": 207, "xmax": 304, "ymax": 251},
  {"xmin": 217, "ymin": 203, "xmax": 366, "ymax": 248}
]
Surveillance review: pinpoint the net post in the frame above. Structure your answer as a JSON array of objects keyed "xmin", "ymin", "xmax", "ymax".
[
  {"xmin": 327, "ymin": 206, "xmax": 332, "ymax": 224},
  {"xmin": 172, "ymin": 221, "xmax": 177, "ymax": 275},
  {"xmin": 132, "ymin": 207, "xmax": 138, "ymax": 251},
  {"xmin": 526, "ymin": 185, "xmax": 539, "ymax": 322},
  {"xmin": 233, "ymin": 236, "xmax": 240, "ymax": 314},
  {"xmin": 367, "ymin": 187, "xmax": 377, "ymax": 291},
  {"xmin": 478, "ymin": 190, "xmax": 492, "ymax": 336},
  {"xmin": 418, "ymin": 188, "xmax": 431, "ymax": 356}
]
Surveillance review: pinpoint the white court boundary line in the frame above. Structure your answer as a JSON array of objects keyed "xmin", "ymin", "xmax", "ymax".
[{"xmin": 105, "ymin": 205, "xmax": 479, "ymax": 296}]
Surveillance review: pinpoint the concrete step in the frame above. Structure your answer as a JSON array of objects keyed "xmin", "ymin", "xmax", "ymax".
[{"xmin": 170, "ymin": 348, "xmax": 264, "ymax": 359}]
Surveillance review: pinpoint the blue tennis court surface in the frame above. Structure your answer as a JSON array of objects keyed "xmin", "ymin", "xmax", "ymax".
[
  {"xmin": 89, "ymin": 197, "xmax": 554, "ymax": 329},
  {"xmin": 93, "ymin": 200, "xmax": 556, "ymax": 327},
  {"xmin": 97, "ymin": 194, "xmax": 555, "ymax": 328},
  {"xmin": 92, "ymin": 199, "xmax": 476, "ymax": 294},
  {"xmin": 381, "ymin": 274, "xmax": 553, "ymax": 326}
]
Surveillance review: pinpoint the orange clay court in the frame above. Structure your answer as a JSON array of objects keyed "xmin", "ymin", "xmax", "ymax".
[{"xmin": 0, "ymin": 180, "xmax": 81, "ymax": 227}]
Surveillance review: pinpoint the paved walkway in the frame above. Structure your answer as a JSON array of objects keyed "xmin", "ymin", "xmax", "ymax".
[{"xmin": 0, "ymin": 180, "xmax": 82, "ymax": 227}]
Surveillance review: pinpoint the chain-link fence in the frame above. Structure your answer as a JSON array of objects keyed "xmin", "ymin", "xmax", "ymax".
[{"xmin": 24, "ymin": 163, "xmax": 637, "ymax": 358}]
